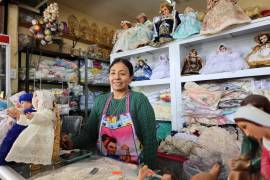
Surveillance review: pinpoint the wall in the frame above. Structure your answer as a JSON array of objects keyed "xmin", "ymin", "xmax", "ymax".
[{"xmin": 8, "ymin": 4, "xmax": 18, "ymax": 94}]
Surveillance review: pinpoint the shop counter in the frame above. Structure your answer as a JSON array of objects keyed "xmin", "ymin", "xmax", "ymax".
[{"xmin": 1, "ymin": 155, "xmax": 138, "ymax": 180}]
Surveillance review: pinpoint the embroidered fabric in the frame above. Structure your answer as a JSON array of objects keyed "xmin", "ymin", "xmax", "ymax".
[
  {"xmin": 201, "ymin": 0, "xmax": 250, "ymax": 35},
  {"xmin": 0, "ymin": 117, "xmax": 14, "ymax": 145}
]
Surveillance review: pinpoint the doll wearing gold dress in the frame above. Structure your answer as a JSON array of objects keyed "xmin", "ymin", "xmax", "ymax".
[{"xmin": 246, "ymin": 32, "xmax": 270, "ymax": 68}]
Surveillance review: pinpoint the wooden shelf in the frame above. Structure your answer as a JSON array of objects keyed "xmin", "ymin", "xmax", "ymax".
[
  {"xmin": 19, "ymin": 47, "xmax": 110, "ymax": 63},
  {"xmin": 19, "ymin": 22, "xmax": 112, "ymax": 50}
]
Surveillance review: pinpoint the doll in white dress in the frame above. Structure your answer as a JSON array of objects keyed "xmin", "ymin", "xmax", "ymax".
[
  {"xmin": 151, "ymin": 54, "xmax": 170, "ymax": 79},
  {"xmin": 112, "ymin": 21, "xmax": 133, "ymax": 53},
  {"xmin": 200, "ymin": 44, "xmax": 249, "ymax": 74},
  {"xmin": 6, "ymin": 90, "xmax": 56, "ymax": 165}
]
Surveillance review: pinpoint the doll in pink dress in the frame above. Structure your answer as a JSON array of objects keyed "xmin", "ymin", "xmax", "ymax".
[{"xmin": 200, "ymin": 0, "xmax": 250, "ymax": 35}]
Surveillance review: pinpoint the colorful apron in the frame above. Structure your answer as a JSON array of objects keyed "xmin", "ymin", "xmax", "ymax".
[{"xmin": 97, "ymin": 93, "xmax": 141, "ymax": 164}]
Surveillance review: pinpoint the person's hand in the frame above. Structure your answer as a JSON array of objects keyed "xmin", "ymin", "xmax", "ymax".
[
  {"xmin": 26, "ymin": 113, "xmax": 33, "ymax": 120},
  {"xmin": 61, "ymin": 133, "xmax": 74, "ymax": 150},
  {"xmin": 137, "ymin": 165, "xmax": 152, "ymax": 180},
  {"xmin": 230, "ymin": 159, "xmax": 250, "ymax": 170},
  {"xmin": 161, "ymin": 174, "xmax": 172, "ymax": 180},
  {"xmin": 7, "ymin": 107, "xmax": 21, "ymax": 119}
]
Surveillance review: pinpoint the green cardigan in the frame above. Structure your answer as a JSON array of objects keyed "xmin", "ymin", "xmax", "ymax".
[{"xmin": 72, "ymin": 91, "xmax": 158, "ymax": 169}]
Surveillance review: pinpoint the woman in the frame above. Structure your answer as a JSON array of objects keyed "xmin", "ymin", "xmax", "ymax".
[
  {"xmin": 232, "ymin": 94, "xmax": 270, "ymax": 180},
  {"xmin": 62, "ymin": 58, "xmax": 158, "ymax": 169}
]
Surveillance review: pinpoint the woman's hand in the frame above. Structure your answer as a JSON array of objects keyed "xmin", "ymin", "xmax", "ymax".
[{"xmin": 61, "ymin": 133, "xmax": 74, "ymax": 150}]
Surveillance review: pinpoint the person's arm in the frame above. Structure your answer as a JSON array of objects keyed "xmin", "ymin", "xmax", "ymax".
[
  {"xmin": 136, "ymin": 94, "xmax": 158, "ymax": 169},
  {"xmin": 71, "ymin": 98, "xmax": 101, "ymax": 149}
]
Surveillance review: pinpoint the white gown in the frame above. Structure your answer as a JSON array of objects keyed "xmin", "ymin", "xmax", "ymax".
[
  {"xmin": 6, "ymin": 91, "xmax": 55, "ymax": 165},
  {"xmin": 200, "ymin": 50, "xmax": 249, "ymax": 74}
]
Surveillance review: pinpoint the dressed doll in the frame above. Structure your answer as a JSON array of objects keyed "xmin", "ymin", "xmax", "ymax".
[
  {"xmin": 199, "ymin": 44, "xmax": 249, "ymax": 74},
  {"xmin": 182, "ymin": 49, "xmax": 203, "ymax": 75},
  {"xmin": 134, "ymin": 58, "xmax": 152, "ymax": 81},
  {"xmin": 112, "ymin": 21, "xmax": 133, "ymax": 53},
  {"xmin": 173, "ymin": 7, "xmax": 202, "ymax": 39},
  {"xmin": 200, "ymin": 0, "xmax": 251, "ymax": 35},
  {"xmin": 128, "ymin": 13, "xmax": 153, "ymax": 49},
  {"xmin": 151, "ymin": 54, "xmax": 170, "ymax": 80},
  {"xmin": 246, "ymin": 32, "xmax": 270, "ymax": 68},
  {"xmin": 0, "ymin": 93, "xmax": 36, "ymax": 165},
  {"xmin": 151, "ymin": 1, "xmax": 181, "ymax": 47},
  {"xmin": 234, "ymin": 103, "xmax": 270, "ymax": 180},
  {"xmin": 5, "ymin": 90, "xmax": 56, "ymax": 165}
]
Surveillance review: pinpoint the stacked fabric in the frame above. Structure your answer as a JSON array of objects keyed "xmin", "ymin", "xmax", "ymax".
[
  {"xmin": 142, "ymin": 88, "xmax": 171, "ymax": 121},
  {"xmin": 182, "ymin": 80, "xmax": 251, "ymax": 125},
  {"xmin": 80, "ymin": 60, "xmax": 109, "ymax": 84},
  {"xmin": 20, "ymin": 58, "xmax": 78, "ymax": 82}
]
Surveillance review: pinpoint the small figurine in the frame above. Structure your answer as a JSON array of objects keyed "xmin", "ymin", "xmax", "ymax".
[
  {"xmin": 246, "ymin": 32, "xmax": 270, "ymax": 68},
  {"xmin": 151, "ymin": 1, "xmax": 181, "ymax": 46},
  {"xmin": 182, "ymin": 49, "xmax": 203, "ymax": 75},
  {"xmin": 200, "ymin": 0, "xmax": 251, "ymax": 35},
  {"xmin": 6, "ymin": 90, "xmax": 56, "ymax": 165},
  {"xmin": 234, "ymin": 98, "xmax": 270, "ymax": 180},
  {"xmin": 173, "ymin": 7, "xmax": 202, "ymax": 39},
  {"xmin": 112, "ymin": 21, "xmax": 132, "ymax": 53},
  {"xmin": 199, "ymin": 44, "xmax": 249, "ymax": 74},
  {"xmin": 151, "ymin": 53, "xmax": 170, "ymax": 80},
  {"xmin": 134, "ymin": 58, "xmax": 152, "ymax": 81}
]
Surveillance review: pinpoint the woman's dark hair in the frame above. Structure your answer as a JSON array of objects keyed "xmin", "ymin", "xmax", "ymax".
[
  {"xmin": 240, "ymin": 94, "xmax": 270, "ymax": 113},
  {"xmin": 109, "ymin": 58, "xmax": 134, "ymax": 76}
]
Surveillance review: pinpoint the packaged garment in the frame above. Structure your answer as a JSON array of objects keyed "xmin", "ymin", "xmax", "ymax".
[
  {"xmin": 182, "ymin": 49, "xmax": 203, "ymax": 75},
  {"xmin": 200, "ymin": 0, "xmax": 251, "ymax": 35},
  {"xmin": 246, "ymin": 32, "xmax": 270, "ymax": 68},
  {"xmin": 133, "ymin": 58, "xmax": 152, "ymax": 81},
  {"xmin": 0, "ymin": 116, "xmax": 14, "ymax": 146},
  {"xmin": 151, "ymin": 54, "xmax": 170, "ymax": 80},
  {"xmin": 200, "ymin": 44, "xmax": 249, "ymax": 74},
  {"xmin": 173, "ymin": 7, "xmax": 201, "ymax": 39}
]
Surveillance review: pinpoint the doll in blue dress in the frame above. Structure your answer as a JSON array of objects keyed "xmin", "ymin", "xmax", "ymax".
[
  {"xmin": 173, "ymin": 7, "xmax": 202, "ymax": 39},
  {"xmin": 0, "ymin": 93, "xmax": 35, "ymax": 165},
  {"xmin": 134, "ymin": 59, "xmax": 152, "ymax": 81}
]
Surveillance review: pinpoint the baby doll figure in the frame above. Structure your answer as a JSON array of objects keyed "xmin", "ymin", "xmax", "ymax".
[
  {"xmin": 173, "ymin": 7, "xmax": 202, "ymax": 39},
  {"xmin": 134, "ymin": 59, "xmax": 152, "ymax": 81},
  {"xmin": 0, "ymin": 93, "xmax": 35, "ymax": 165},
  {"xmin": 182, "ymin": 49, "xmax": 203, "ymax": 75},
  {"xmin": 199, "ymin": 44, "xmax": 249, "ymax": 74},
  {"xmin": 112, "ymin": 21, "xmax": 133, "ymax": 53},
  {"xmin": 151, "ymin": 54, "xmax": 170, "ymax": 80},
  {"xmin": 128, "ymin": 13, "xmax": 153, "ymax": 50},
  {"xmin": 233, "ymin": 98, "xmax": 270, "ymax": 180},
  {"xmin": 200, "ymin": 0, "xmax": 250, "ymax": 35},
  {"xmin": 5, "ymin": 90, "xmax": 56, "ymax": 165},
  {"xmin": 151, "ymin": 1, "xmax": 181, "ymax": 47},
  {"xmin": 246, "ymin": 32, "xmax": 270, "ymax": 68}
]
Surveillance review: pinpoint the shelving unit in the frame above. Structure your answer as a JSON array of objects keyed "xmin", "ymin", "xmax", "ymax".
[
  {"xmin": 19, "ymin": 46, "xmax": 110, "ymax": 121},
  {"xmin": 110, "ymin": 16, "xmax": 270, "ymax": 131}
]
